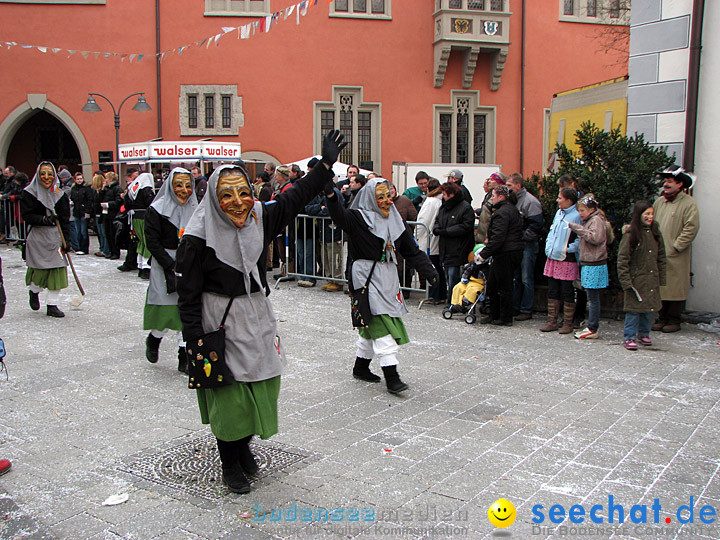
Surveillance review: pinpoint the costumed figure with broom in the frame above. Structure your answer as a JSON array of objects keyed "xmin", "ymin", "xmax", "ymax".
[
  {"xmin": 20, "ymin": 162, "xmax": 71, "ymax": 317},
  {"xmin": 144, "ymin": 167, "xmax": 197, "ymax": 370}
]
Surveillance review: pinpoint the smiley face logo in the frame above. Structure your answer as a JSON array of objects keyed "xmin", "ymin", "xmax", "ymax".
[{"xmin": 488, "ymin": 498, "xmax": 516, "ymax": 528}]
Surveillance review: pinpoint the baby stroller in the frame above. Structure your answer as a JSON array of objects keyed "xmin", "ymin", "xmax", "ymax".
[{"xmin": 442, "ymin": 253, "xmax": 491, "ymax": 325}]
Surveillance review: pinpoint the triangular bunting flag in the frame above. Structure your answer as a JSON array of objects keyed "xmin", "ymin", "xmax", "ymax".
[
  {"xmin": 199, "ymin": 38, "xmax": 207, "ymax": 47},
  {"xmin": 67, "ymin": 49, "xmax": 77, "ymax": 56},
  {"xmin": 259, "ymin": 18, "xmax": 266, "ymax": 32},
  {"xmin": 222, "ymin": 26, "xmax": 235, "ymax": 33},
  {"xmin": 129, "ymin": 54, "xmax": 136, "ymax": 62},
  {"xmin": 20, "ymin": 44, "xmax": 33, "ymax": 49},
  {"xmin": 52, "ymin": 48, "xmax": 61, "ymax": 54},
  {"xmin": 207, "ymin": 36, "xmax": 214, "ymax": 48},
  {"xmin": 214, "ymin": 33, "xmax": 222, "ymax": 45},
  {"xmin": 94, "ymin": 52, "xmax": 101, "ymax": 59},
  {"xmin": 240, "ymin": 24, "xmax": 251, "ymax": 39},
  {"xmin": 81, "ymin": 51, "xmax": 89, "ymax": 59},
  {"xmin": 37, "ymin": 46, "xmax": 47, "ymax": 53},
  {"xmin": 137, "ymin": 54, "xmax": 144, "ymax": 62}
]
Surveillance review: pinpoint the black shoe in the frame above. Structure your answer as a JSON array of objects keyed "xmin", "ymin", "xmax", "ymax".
[
  {"xmin": 109, "ymin": 254, "xmax": 120, "ymax": 260},
  {"xmin": 46, "ymin": 305, "xmax": 65, "ymax": 318},
  {"xmin": 238, "ymin": 435, "xmax": 259, "ymax": 476},
  {"xmin": 117, "ymin": 263, "xmax": 137, "ymax": 272},
  {"xmin": 29, "ymin": 290, "xmax": 40, "ymax": 311},
  {"xmin": 479, "ymin": 316, "xmax": 493, "ymax": 324},
  {"xmin": 138, "ymin": 268, "xmax": 150, "ymax": 280},
  {"xmin": 146, "ymin": 333, "xmax": 162, "ymax": 363},
  {"xmin": 352, "ymin": 357, "xmax": 381, "ymax": 383},
  {"xmin": 217, "ymin": 438, "xmax": 251, "ymax": 494},
  {"xmin": 382, "ymin": 365, "xmax": 409, "ymax": 394},
  {"xmin": 490, "ymin": 319, "xmax": 513, "ymax": 326},
  {"xmin": 177, "ymin": 347, "xmax": 188, "ymax": 373}
]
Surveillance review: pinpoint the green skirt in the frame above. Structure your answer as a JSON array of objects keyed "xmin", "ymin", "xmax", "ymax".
[
  {"xmin": 197, "ymin": 376, "xmax": 281, "ymax": 441},
  {"xmin": 133, "ymin": 218, "xmax": 152, "ymax": 259},
  {"xmin": 143, "ymin": 303, "xmax": 182, "ymax": 331},
  {"xmin": 25, "ymin": 267, "xmax": 68, "ymax": 291},
  {"xmin": 358, "ymin": 314, "xmax": 410, "ymax": 345}
]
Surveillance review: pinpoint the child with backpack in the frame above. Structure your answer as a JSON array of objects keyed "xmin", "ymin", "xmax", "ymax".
[
  {"xmin": 616, "ymin": 201, "xmax": 667, "ymax": 350},
  {"xmin": 567, "ymin": 194, "xmax": 613, "ymax": 339}
]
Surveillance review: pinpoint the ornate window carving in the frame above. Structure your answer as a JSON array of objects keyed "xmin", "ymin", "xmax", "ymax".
[
  {"xmin": 315, "ymin": 87, "xmax": 381, "ymax": 172},
  {"xmin": 434, "ymin": 91, "xmax": 495, "ymax": 164}
]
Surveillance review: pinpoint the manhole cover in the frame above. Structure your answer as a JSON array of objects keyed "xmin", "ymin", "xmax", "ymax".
[{"xmin": 119, "ymin": 433, "xmax": 313, "ymax": 501}]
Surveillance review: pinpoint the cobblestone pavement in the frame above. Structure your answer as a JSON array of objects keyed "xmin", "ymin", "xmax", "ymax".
[{"xmin": 1, "ymin": 242, "xmax": 719, "ymax": 540}]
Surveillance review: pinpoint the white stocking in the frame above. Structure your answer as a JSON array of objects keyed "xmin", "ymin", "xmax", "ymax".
[{"xmin": 46, "ymin": 290, "xmax": 60, "ymax": 306}]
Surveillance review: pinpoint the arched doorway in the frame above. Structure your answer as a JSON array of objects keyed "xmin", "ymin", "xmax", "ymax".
[
  {"xmin": 7, "ymin": 110, "xmax": 81, "ymax": 175},
  {"xmin": 0, "ymin": 95, "xmax": 92, "ymax": 178}
]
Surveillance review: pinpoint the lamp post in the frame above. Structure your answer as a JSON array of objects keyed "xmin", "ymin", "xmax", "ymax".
[{"xmin": 82, "ymin": 92, "xmax": 151, "ymax": 172}]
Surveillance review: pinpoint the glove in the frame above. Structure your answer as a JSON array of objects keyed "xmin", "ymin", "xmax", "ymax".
[
  {"xmin": 42, "ymin": 214, "xmax": 57, "ymax": 226},
  {"xmin": 461, "ymin": 278, "xmax": 469, "ymax": 285},
  {"xmin": 432, "ymin": 226, "xmax": 445, "ymax": 237},
  {"xmin": 412, "ymin": 195, "xmax": 423, "ymax": 205},
  {"xmin": 61, "ymin": 244, "xmax": 71, "ymax": 254},
  {"xmin": 321, "ymin": 129, "xmax": 349, "ymax": 166},
  {"xmin": 428, "ymin": 273, "xmax": 439, "ymax": 286},
  {"xmin": 164, "ymin": 266, "xmax": 177, "ymax": 294},
  {"xmin": 324, "ymin": 180, "xmax": 336, "ymax": 197}
]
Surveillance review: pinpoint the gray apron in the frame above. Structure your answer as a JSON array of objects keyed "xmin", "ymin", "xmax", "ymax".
[
  {"xmin": 25, "ymin": 226, "xmax": 65, "ymax": 269},
  {"xmin": 147, "ymin": 249, "xmax": 178, "ymax": 306},
  {"xmin": 352, "ymin": 259, "xmax": 408, "ymax": 318},
  {"xmin": 201, "ymin": 290, "xmax": 286, "ymax": 383}
]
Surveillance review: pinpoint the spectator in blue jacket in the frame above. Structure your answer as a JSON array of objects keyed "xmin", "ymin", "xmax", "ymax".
[{"xmin": 540, "ymin": 187, "xmax": 582, "ymax": 334}]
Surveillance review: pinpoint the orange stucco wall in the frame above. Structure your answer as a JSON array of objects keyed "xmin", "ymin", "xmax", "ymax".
[{"xmin": 0, "ymin": 1, "xmax": 627, "ymax": 177}]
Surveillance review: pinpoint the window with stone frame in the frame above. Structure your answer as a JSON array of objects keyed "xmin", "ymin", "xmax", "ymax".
[
  {"xmin": 180, "ymin": 85, "xmax": 244, "ymax": 136},
  {"xmin": 315, "ymin": 87, "xmax": 381, "ymax": 172},
  {"xmin": 331, "ymin": 0, "xmax": 391, "ymax": 19},
  {"xmin": 204, "ymin": 0, "xmax": 269, "ymax": 16},
  {"xmin": 559, "ymin": 0, "xmax": 629, "ymax": 24},
  {"xmin": 434, "ymin": 91, "xmax": 495, "ymax": 164}
]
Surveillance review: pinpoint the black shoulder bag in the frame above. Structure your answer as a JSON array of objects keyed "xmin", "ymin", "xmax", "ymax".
[
  {"xmin": 187, "ymin": 297, "xmax": 235, "ymax": 389},
  {"xmin": 349, "ymin": 260, "xmax": 378, "ymax": 328}
]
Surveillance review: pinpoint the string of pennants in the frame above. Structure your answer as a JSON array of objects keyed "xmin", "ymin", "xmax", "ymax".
[{"xmin": 0, "ymin": 0, "xmax": 329, "ymax": 63}]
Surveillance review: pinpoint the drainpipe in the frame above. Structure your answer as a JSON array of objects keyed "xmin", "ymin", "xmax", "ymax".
[
  {"xmin": 519, "ymin": 0, "xmax": 526, "ymax": 176},
  {"xmin": 155, "ymin": 0, "xmax": 163, "ymax": 139},
  {"xmin": 683, "ymin": 0, "xmax": 704, "ymax": 172}
]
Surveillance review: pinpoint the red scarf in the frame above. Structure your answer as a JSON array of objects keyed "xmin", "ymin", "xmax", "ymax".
[{"xmin": 662, "ymin": 191, "xmax": 678, "ymax": 202}]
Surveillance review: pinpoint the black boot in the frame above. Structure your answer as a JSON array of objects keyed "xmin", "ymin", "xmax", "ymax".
[
  {"xmin": 29, "ymin": 290, "xmax": 40, "ymax": 311},
  {"xmin": 177, "ymin": 347, "xmax": 188, "ymax": 373},
  {"xmin": 145, "ymin": 333, "xmax": 161, "ymax": 364},
  {"xmin": 46, "ymin": 305, "xmax": 65, "ymax": 318},
  {"xmin": 216, "ymin": 438, "xmax": 251, "ymax": 494},
  {"xmin": 353, "ymin": 357, "xmax": 381, "ymax": 383},
  {"xmin": 238, "ymin": 435, "xmax": 259, "ymax": 476},
  {"xmin": 382, "ymin": 365, "xmax": 409, "ymax": 394}
]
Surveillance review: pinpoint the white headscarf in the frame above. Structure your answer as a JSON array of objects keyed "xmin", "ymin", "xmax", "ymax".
[
  {"xmin": 127, "ymin": 172, "xmax": 155, "ymax": 201},
  {"xmin": 350, "ymin": 177, "xmax": 406, "ymax": 244},
  {"xmin": 150, "ymin": 167, "xmax": 198, "ymax": 230},
  {"xmin": 24, "ymin": 162, "xmax": 63, "ymax": 212},
  {"xmin": 183, "ymin": 164, "xmax": 263, "ymax": 292}
]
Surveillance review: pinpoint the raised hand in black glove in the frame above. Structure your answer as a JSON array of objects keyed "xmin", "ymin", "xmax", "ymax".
[
  {"xmin": 164, "ymin": 266, "xmax": 177, "ymax": 294},
  {"xmin": 324, "ymin": 180, "xmax": 336, "ymax": 197},
  {"xmin": 42, "ymin": 214, "xmax": 57, "ymax": 226},
  {"xmin": 321, "ymin": 129, "xmax": 349, "ymax": 167}
]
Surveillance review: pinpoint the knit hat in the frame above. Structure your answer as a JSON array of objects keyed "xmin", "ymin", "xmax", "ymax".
[{"xmin": 489, "ymin": 172, "xmax": 506, "ymax": 185}]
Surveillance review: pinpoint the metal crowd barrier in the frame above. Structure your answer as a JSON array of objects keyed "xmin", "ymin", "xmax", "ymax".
[
  {"xmin": 0, "ymin": 198, "xmax": 28, "ymax": 242},
  {"xmin": 275, "ymin": 214, "xmax": 432, "ymax": 308}
]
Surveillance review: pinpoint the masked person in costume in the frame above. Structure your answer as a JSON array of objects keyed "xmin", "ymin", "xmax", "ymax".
[
  {"xmin": 325, "ymin": 177, "xmax": 438, "ymax": 394},
  {"xmin": 124, "ymin": 172, "xmax": 156, "ymax": 279},
  {"xmin": 144, "ymin": 168, "xmax": 197, "ymax": 371},
  {"xmin": 176, "ymin": 131, "xmax": 346, "ymax": 494},
  {"xmin": 20, "ymin": 162, "xmax": 70, "ymax": 318}
]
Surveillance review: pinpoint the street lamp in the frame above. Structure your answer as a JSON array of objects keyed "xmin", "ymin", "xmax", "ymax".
[{"xmin": 82, "ymin": 92, "xmax": 151, "ymax": 171}]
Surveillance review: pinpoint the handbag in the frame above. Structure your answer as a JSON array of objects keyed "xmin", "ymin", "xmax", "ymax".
[
  {"xmin": 349, "ymin": 260, "xmax": 378, "ymax": 328},
  {"xmin": 187, "ymin": 297, "xmax": 235, "ymax": 389}
]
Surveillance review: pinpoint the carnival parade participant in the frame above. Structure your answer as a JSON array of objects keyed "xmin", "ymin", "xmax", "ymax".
[
  {"xmin": 144, "ymin": 168, "xmax": 197, "ymax": 371},
  {"xmin": 325, "ymin": 177, "xmax": 438, "ymax": 394},
  {"xmin": 175, "ymin": 131, "xmax": 346, "ymax": 494},
  {"xmin": 121, "ymin": 172, "xmax": 155, "ymax": 279},
  {"xmin": 20, "ymin": 162, "xmax": 70, "ymax": 318}
]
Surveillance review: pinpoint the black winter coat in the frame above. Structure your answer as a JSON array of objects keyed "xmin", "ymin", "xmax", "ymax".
[
  {"xmin": 69, "ymin": 183, "xmax": 93, "ymax": 219},
  {"xmin": 479, "ymin": 199, "xmax": 524, "ymax": 260},
  {"xmin": 434, "ymin": 194, "xmax": 476, "ymax": 267},
  {"xmin": 99, "ymin": 181, "xmax": 123, "ymax": 220},
  {"xmin": 124, "ymin": 186, "xmax": 155, "ymax": 219}
]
